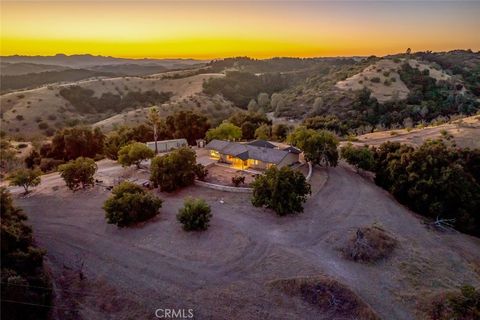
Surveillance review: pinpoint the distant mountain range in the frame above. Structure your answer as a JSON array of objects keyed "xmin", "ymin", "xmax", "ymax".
[{"xmin": 1, "ymin": 54, "xmax": 208, "ymax": 68}]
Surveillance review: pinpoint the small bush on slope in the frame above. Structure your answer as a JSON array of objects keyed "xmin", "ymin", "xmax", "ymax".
[
  {"xmin": 177, "ymin": 197, "xmax": 212, "ymax": 231},
  {"xmin": 426, "ymin": 285, "xmax": 480, "ymax": 320},
  {"xmin": 342, "ymin": 226, "xmax": 397, "ymax": 263},
  {"xmin": 269, "ymin": 276, "xmax": 380, "ymax": 320},
  {"xmin": 104, "ymin": 182, "xmax": 162, "ymax": 227}
]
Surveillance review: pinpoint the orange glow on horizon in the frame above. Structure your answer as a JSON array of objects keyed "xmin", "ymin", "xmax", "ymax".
[{"xmin": 1, "ymin": 1, "xmax": 479, "ymax": 59}]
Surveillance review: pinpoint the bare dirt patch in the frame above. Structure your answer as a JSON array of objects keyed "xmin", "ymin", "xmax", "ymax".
[
  {"xmin": 11, "ymin": 161, "xmax": 480, "ymax": 319},
  {"xmin": 408, "ymin": 59, "xmax": 450, "ymax": 82},
  {"xmin": 336, "ymin": 59, "xmax": 409, "ymax": 103},
  {"xmin": 268, "ymin": 276, "xmax": 380, "ymax": 320},
  {"xmin": 342, "ymin": 225, "xmax": 397, "ymax": 263},
  {"xmin": 205, "ymin": 165, "xmax": 257, "ymax": 186}
]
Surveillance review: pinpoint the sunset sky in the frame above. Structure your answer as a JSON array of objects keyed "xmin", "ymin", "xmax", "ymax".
[{"xmin": 1, "ymin": 1, "xmax": 480, "ymax": 59}]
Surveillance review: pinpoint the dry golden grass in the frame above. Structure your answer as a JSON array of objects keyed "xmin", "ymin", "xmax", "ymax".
[
  {"xmin": 335, "ymin": 58, "xmax": 409, "ymax": 103},
  {"xmin": 342, "ymin": 225, "xmax": 397, "ymax": 263},
  {"xmin": 268, "ymin": 276, "xmax": 380, "ymax": 320},
  {"xmin": 353, "ymin": 114, "xmax": 480, "ymax": 149},
  {"xmin": 0, "ymin": 72, "xmax": 224, "ymax": 138},
  {"xmin": 407, "ymin": 59, "xmax": 450, "ymax": 82}
]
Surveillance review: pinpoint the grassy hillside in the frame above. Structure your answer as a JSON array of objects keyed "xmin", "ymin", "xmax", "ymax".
[
  {"xmin": 0, "ymin": 62, "xmax": 68, "ymax": 76},
  {"xmin": 1, "ymin": 69, "xmax": 116, "ymax": 93},
  {"xmin": 93, "ymin": 93, "xmax": 238, "ymax": 132},
  {"xmin": 353, "ymin": 114, "xmax": 480, "ymax": 149},
  {"xmin": 2, "ymin": 51, "xmax": 479, "ymax": 140},
  {"xmin": 202, "ymin": 52, "xmax": 479, "ymax": 135},
  {"xmin": 0, "ymin": 73, "xmax": 225, "ymax": 138}
]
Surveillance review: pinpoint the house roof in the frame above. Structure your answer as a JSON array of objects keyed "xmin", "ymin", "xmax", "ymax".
[
  {"xmin": 247, "ymin": 140, "xmax": 276, "ymax": 149},
  {"xmin": 146, "ymin": 138, "xmax": 187, "ymax": 146},
  {"xmin": 282, "ymin": 146, "xmax": 302, "ymax": 154},
  {"xmin": 206, "ymin": 139, "xmax": 298, "ymax": 164}
]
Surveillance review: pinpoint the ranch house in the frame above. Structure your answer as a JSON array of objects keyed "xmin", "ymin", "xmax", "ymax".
[{"xmin": 206, "ymin": 139, "xmax": 301, "ymax": 170}]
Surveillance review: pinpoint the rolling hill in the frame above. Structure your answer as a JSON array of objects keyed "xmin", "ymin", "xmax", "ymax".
[{"xmin": 0, "ymin": 72, "xmax": 229, "ymax": 138}]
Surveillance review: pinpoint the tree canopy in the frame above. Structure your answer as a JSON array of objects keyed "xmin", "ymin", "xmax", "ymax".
[
  {"xmin": 103, "ymin": 182, "xmax": 162, "ymax": 227},
  {"xmin": 205, "ymin": 122, "xmax": 242, "ymax": 141},
  {"xmin": 1, "ymin": 187, "xmax": 52, "ymax": 320},
  {"xmin": 254, "ymin": 124, "xmax": 272, "ymax": 140},
  {"xmin": 340, "ymin": 143, "xmax": 375, "ymax": 172},
  {"xmin": 228, "ymin": 111, "xmax": 271, "ymax": 140},
  {"xmin": 41, "ymin": 127, "xmax": 104, "ymax": 161},
  {"xmin": 104, "ymin": 124, "xmax": 156, "ymax": 160},
  {"xmin": 150, "ymin": 147, "xmax": 197, "ymax": 192},
  {"xmin": 373, "ymin": 140, "xmax": 480, "ymax": 236},
  {"xmin": 288, "ymin": 127, "xmax": 339, "ymax": 167},
  {"xmin": 166, "ymin": 111, "xmax": 210, "ymax": 145},
  {"xmin": 117, "ymin": 142, "xmax": 154, "ymax": 168},
  {"xmin": 251, "ymin": 166, "xmax": 311, "ymax": 216},
  {"xmin": 58, "ymin": 157, "xmax": 97, "ymax": 191},
  {"xmin": 8, "ymin": 168, "xmax": 41, "ymax": 193}
]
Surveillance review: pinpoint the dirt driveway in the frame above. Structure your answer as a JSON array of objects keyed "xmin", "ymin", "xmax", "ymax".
[{"xmin": 14, "ymin": 161, "xmax": 480, "ymax": 320}]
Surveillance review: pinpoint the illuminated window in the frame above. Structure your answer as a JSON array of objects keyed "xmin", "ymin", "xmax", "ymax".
[{"xmin": 210, "ymin": 150, "xmax": 220, "ymax": 159}]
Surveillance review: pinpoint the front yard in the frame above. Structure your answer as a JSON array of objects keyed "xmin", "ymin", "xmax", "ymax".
[{"xmin": 204, "ymin": 164, "xmax": 257, "ymax": 187}]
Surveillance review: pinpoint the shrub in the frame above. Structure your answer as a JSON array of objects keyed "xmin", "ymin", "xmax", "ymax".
[
  {"xmin": 390, "ymin": 77, "xmax": 397, "ymax": 82},
  {"xmin": 117, "ymin": 142, "xmax": 154, "ymax": 169},
  {"xmin": 269, "ymin": 276, "xmax": 379, "ymax": 320},
  {"xmin": 58, "ymin": 157, "xmax": 97, "ymax": 191},
  {"xmin": 384, "ymin": 79, "xmax": 391, "ymax": 86},
  {"xmin": 103, "ymin": 182, "xmax": 162, "ymax": 227},
  {"xmin": 194, "ymin": 163, "xmax": 208, "ymax": 181},
  {"xmin": 25, "ymin": 150, "xmax": 41, "ymax": 168},
  {"xmin": 342, "ymin": 226, "xmax": 397, "ymax": 263},
  {"xmin": 39, "ymin": 158, "xmax": 64, "ymax": 173},
  {"xmin": 177, "ymin": 197, "xmax": 212, "ymax": 231},
  {"xmin": 150, "ymin": 147, "xmax": 197, "ymax": 192},
  {"xmin": 48, "ymin": 114, "xmax": 57, "ymax": 121},
  {"xmin": 252, "ymin": 166, "xmax": 311, "ymax": 216},
  {"xmin": 45, "ymin": 128, "xmax": 55, "ymax": 137},
  {"xmin": 288, "ymin": 127, "xmax": 339, "ymax": 167},
  {"xmin": 340, "ymin": 143, "xmax": 375, "ymax": 172},
  {"xmin": 8, "ymin": 168, "xmax": 41, "ymax": 193},
  {"xmin": 427, "ymin": 285, "xmax": 480, "ymax": 320},
  {"xmin": 38, "ymin": 122, "xmax": 49, "ymax": 130},
  {"xmin": 232, "ymin": 175, "xmax": 245, "ymax": 187},
  {"xmin": 17, "ymin": 143, "xmax": 28, "ymax": 149},
  {"xmin": 16, "ymin": 115, "xmax": 24, "ymax": 121},
  {"xmin": 370, "ymin": 77, "xmax": 381, "ymax": 83}
]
